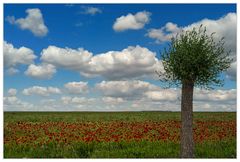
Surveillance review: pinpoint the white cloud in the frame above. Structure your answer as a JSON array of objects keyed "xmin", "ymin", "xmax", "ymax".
[
  {"xmin": 144, "ymin": 89, "xmax": 178, "ymax": 101},
  {"xmin": 194, "ymin": 88, "xmax": 236, "ymax": 102},
  {"xmin": 146, "ymin": 22, "xmax": 181, "ymax": 43},
  {"xmin": 24, "ymin": 63, "xmax": 56, "ymax": 79},
  {"xmin": 147, "ymin": 13, "xmax": 236, "ymax": 46},
  {"xmin": 129, "ymin": 99, "xmax": 180, "ymax": 112},
  {"xmin": 4, "ymin": 96, "xmax": 35, "ymax": 111},
  {"xmin": 193, "ymin": 101, "xmax": 235, "ymax": 112},
  {"xmin": 71, "ymin": 97, "xmax": 88, "ymax": 104},
  {"xmin": 144, "ymin": 87, "xmax": 236, "ymax": 103},
  {"xmin": 7, "ymin": 8, "xmax": 48, "ymax": 37},
  {"xmin": 102, "ymin": 97, "xmax": 125, "ymax": 104},
  {"xmin": 40, "ymin": 99, "xmax": 56, "ymax": 104},
  {"xmin": 6, "ymin": 67, "xmax": 20, "ymax": 75},
  {"xmin": 72, "ymin": 97, "xmax": 95, "ymax": 104},
  {"xmin": 95, "ymin": 80, "xmax": 236, "ymax": 111},
  {"xmin": 82, "ymin": 45, "xmax": 163, "ymax": 80},
  {"xmin": 40, "ymin": 45, "xmax": 164, "ymax": 80},
  {"xmin": 64, "ymin": 81, "xmax": 89, "ymax": 94},
  {"xmin": 4, "ymin": 84, "xmax": 236, "ymax": 112},
  {"xmin": 61, "ymin": 96, "xmax": 72, "ymax": 104},
  {"xmin": 59, "ymin": 96, "xmax": 130, "ymax": 111},
  {"xmin": 81, "ymin": 6, "xmax": 102, "ymax": 15},
  {"xmin": 40, "ymin": 45, "xmax": 93, "ymax": 70},
  {"xmin": 4, "ymin": 41, "xmax": 37, "ymax": 68},
  {"xmin": 113, "ymin": 11, "xmax": 151, "ymax": 31},
  {"xmin": 4, "ymin": 96, "xmax": 19, "ymax": 104},
  {"xmin": 61, "ymin": 96, "xmax": 96, "ymax": 105},
  {"xmin": 165, "ymin": 22, "xmax": 180, "ymax": 33},
  {"xmin": 22, "ymin": 86, "xmax": 61, "ymax": 96},
  {"xmin": 7, "ymin": 88, "xmax": 17, "ymax": 96},
  {"xmin": 96, "ymin": 80, "xmax": 159, "ymax": 99}
]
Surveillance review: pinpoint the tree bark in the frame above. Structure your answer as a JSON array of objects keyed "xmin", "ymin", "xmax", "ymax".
[{"xmin": 180, "ymin": 80, "xmax": 194, "ymax": 158}]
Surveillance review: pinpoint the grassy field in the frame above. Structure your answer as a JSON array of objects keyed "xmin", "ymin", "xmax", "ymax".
[{"xmin": 4, "ymin": 111, "xmax": 236, "ymax": 158}]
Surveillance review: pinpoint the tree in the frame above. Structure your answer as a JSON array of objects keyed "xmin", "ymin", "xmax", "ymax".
[{"xmin": 157, "ymin": 25, "xmax": 232, "ymax": 158}]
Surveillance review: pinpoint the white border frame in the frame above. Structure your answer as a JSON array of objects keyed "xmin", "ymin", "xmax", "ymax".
[{"xmin": 1, "ymin": 0, "xmax": 238, "ymax": 161}]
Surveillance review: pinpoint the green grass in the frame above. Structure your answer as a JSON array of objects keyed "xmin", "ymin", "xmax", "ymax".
[
  {"xmin": 4, "ymin": 140, "xmax": 236, "ymax": 158},
  {"xmin": 4, "ymin": 111, "xmax": 182, "ymax": 123},
  {"xmin": 4, "ymin": 141, "xmax": 180, "ymax": 158},
  {"xmin": 4, "ymin": 111, "xmax": 236, "ymax": 123},
  {"xmin": 4, "ymin": 111, "xmax": 236, "ymax": 158}
]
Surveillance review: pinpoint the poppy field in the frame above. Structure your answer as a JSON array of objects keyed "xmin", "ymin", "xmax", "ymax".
[{"xmin": 4, "ymin": 112, "xmax": 236, "ymax": 158}]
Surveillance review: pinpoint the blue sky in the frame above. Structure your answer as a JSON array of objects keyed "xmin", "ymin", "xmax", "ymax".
[{"xmin": 3, "ymin": 4, "xmax": 236, "ymax": 111}]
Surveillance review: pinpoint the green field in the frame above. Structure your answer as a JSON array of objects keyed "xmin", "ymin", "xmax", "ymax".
[{"xmin": 4, "ymin": 111, "xmax": 236, "ymax": 158}]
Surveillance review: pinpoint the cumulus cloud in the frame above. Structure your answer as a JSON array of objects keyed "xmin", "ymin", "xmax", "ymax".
[
  {"xmin": 7, "ymin": 88, "xmax": 17, "ymax": 96},
  {"xmin": 95, "ymin": 79, "xmax": 236, "ymax": 111},
  {"xmin": 4, "ymin": 96, "xmax": 35, "ymax": 111},
  {"xmin": 193, "ymin": 101, "xmax": 235, "ymax": 112},
  {"xmin": 144, "ymin": 87, "xmax": 236, "ymax": 103},
  {"xmin": 4, "ymin": 83, "xmax": 236, "ymax": 112},
  {"xmin": 129, "ymin": 99, "xmax": 181, "ymax": 111},
  {"xmin": 147, "ymin": 13, "xmax": 236, "ymax": 46},
  {"xmin": 4, "ymin": 88, "xmax": 35, "ymax": 111},
  {"xmin": 146, "ymin": 22, "xmax": 181, "ymax": 43},
  {"xmin": 24, "ymin": 63, "xmax": 56, "ymax": 79},
  {"xmin": 61, "ymin": 96, "xmax": 96, "ymax": 105},
  {"xmin": 83, "ymin": 46, "xmax": 163, "ymax": 80},
  {"xmin": 59, "ymin": 96, "xmax": 129, "ymax": 111},
  {"xmin": 80, "ymin": 6, "xmax": 102, "ymax": 15},
  {"xmin": 22, "ymin": 86, "xmax": 61, "ymax": 96},
  {"xmin": 194, "ymin": 88, "xmax": 236, "ymax": 102},
  {"xmin": 96, "ymin": 80, "xmax": 159, "ymax": 99},
  {"xmin": 113, "ymin": 11, "xmax": 151, "ymax": 31},
  {"xmin": 102, "ymin": 97, "xmax": 125, "ymax": 104},
  {"xmin": 4, "ymin": 96, "xmax": 19, "ymax": 105},
  {"xmin": 40, "ymin": 45, "xmax": 93, "ymax": 70},
  {"xmin": 4, "ymin": 41, "xmax": 37, "ymax": 68},
  {"xmin": 64, "ymin": 81, "xmax": 89, "ymax": 94},
  {"xmin": 40, "ymin": 99, "xmax": 56, "ymax": 104},
  {"xmin": 144, "ymin": 89, "xmax": 179, "ymax": 101},
  {"xmin": 146, "ymin": 12, "xmax": 236, "ymax": 81},
  {"xmin": 40, "ymin": 45, "xmax": 164, "ymax": 80},
  {"xmin": 6, "ymin": 8, "xmax": 48, "ymax": 37}
]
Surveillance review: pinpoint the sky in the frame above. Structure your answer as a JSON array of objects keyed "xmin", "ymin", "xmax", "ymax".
[{"xmin": 3, "ymin": 3, "xmax": 237, "ymax": 112}]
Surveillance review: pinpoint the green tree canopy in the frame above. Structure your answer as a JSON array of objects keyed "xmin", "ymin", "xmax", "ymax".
[{"xmin": 159, "ymin": 25, "xmax": 232, "ymax": 89}]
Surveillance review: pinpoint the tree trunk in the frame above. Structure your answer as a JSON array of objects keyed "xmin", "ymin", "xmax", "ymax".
[{"xmin": 180, "ymin": 80, "xmax": 194, "ymax": 158}]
